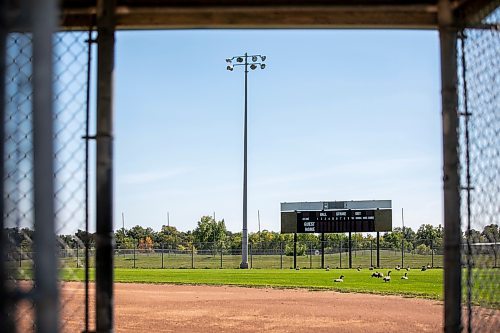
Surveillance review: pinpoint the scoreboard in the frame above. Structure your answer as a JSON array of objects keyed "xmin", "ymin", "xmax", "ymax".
[{"xmin": 281, "ymin": 202, "xmax": 392, "ymax": 234}]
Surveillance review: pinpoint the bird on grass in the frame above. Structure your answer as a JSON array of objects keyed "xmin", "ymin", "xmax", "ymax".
[
  {"xmin": 357, "ymin": 266, "xmax": 362, "ymax": 271},
  {"xmin": 334, "ymin": 275, "xmax": 344, "ymax": 283},
  {"xmin": 295, "ymin": 266, "xmax": 300, "ymax": 271},
  {"xmin": 401, "ymin": 272, "xmax": 409, "ymax": 280},
  {"xmin": 406, "ymin": 266, "xmax": 411, "ymax": 271},
  {"xmin": 371, "ymin": 272, "xmax": 383, "ymax": 278},
  {"xmin": 326, "ymin": 265, "xmax": 330, "ymax": 272},
  {"xmin": 395, "ymin": 265, "xmax": 401, "ymax": 271},
  {"xmin": 421, "ymin": 265, "xmax": 427, "ymax": 271},
  {"xmin": 369, "ymin": 266, "xmax": 374, "ymax": 271},
  {"xmin": 383, "ymin": 271, "xmax": 392, "ymax": 282}
]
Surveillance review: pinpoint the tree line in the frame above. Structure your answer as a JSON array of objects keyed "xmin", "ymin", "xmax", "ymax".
[{"xmin": 5, "ymin": 216, "xmax": 498, "ymax": 255}]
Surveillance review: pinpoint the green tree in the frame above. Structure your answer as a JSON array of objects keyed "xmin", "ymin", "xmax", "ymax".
[{"xmin": 193, "ymin": 215, "xmax": 228, "ymax": 249}]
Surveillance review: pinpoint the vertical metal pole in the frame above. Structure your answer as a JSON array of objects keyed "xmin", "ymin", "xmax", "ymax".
[
  {"xmin": 0, "ymin": 2, "xmax": 14, "ymax": 327},
  {"xmin": 439, "ymin": 1, "xmax": 461, "ymax": 331},
  {"xmin": 431, "ymin": 240, "xmax": 434, "ymax": 268},
  {"xmin": 348, "ymin": 232, "xmax": 352, "ymax": 269},
  {"xmin": 370, "ymin": 240, "xmax": 373, "ymax": 267},
  {"xmin": 84, "ymin": 24, "xmax": 94, "ymax": 333},
  {"xmin": 19, "ymin": 246, "xmax": 22, "ymax": 268},
  {"xmin": 280, "ymin": 241, "xmax": 283, "ymax": 269},
  {"xmin": 76, "ymin": 245, "xmax": 79, "ymax": 268},
  {"xmin": 401, "ymin": 239, "xmax": 404, "ymax": 268},
  {"xmin": 309, "ymin": 242, "xmax": 312, "ymax": 269},
  {"xmin": 133, "ymin": 241, "xmax": 136, "ymax": 269},
  {"xmin": 293, "ymin": 233, "xmax": 297, "ymax": 269},
  {"xmin": 95, "ymin": 0, "xmax": 116, "ymax": 331},
  {"xmin": 220, "ymin": 243, "xmax": 223, "ymax": 269},
  {"xmin": 161, "ymin": 243, "xmax": 164, "ymax": 269},
  {"xmin": 377, "ymin": 232, "xmax": 380, "ymax": 268},
  {"xmin": 339, "ymin": 241, "xmax": 342, "ymax": 268},
  {"xmin": 250, "ymin": 243, "xmax": 253, "ymax": 269},
  {"xmin": 321, "ymin": 233, "xmax": 325, "ymax": 269},
  {"xmin": 32, "ymin": 0, "xmax": 59, "ymax": 331},
  {"xmin": 191, "ymin": 244, "xmax": 194, "ymax": 269},
  {"xmin": 240, "ymin": 53, "xmax": 249, "ymax": 269},
  {"xmin": 0, "ymin": 0, "xmax": 9, "ymax": 328}
]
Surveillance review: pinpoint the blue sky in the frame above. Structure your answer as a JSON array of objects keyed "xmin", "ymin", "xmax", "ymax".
[{"xmin": 113, "ymin": 29, "xmax": 442, "ymax": 233}]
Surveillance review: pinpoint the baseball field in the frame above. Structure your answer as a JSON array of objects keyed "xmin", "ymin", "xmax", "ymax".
[{"xmin": 54, "ymin": 267, "xmax": 499, "ymax": 332}]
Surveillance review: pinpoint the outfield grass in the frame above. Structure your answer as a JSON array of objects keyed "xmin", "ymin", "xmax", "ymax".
[{"xmin": 63, "ymin": 268, "xmax": 444, "ymax": 300}]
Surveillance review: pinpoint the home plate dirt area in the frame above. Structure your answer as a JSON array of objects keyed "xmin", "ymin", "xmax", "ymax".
[{"xmin": 61, "ymin": 282, "xmax": 443, "ymax": 332}]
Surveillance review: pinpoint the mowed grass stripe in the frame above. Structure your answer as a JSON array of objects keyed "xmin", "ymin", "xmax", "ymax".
[{"xmin": 63, "ymin": 268, "xmax": 444, "ymax": 300}]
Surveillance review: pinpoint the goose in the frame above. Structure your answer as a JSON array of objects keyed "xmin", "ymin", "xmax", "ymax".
[
  {"xmin": 357, "ymin": 266, "xmax": 362, "ymax": 271},
  {"xmin": 395, "ymin": 265, "xmax": 401, "ymax": 271},
  {"xmin": 371, "ymin": 272, "xmax": 383, "ymax": 278},
  {"xmin": 427, "ymin": 263, "xmax": 431, "ymax": 269},
  {"xmin": 295, "ymin": 266, "xmax": 300, "ymax": 271},
  {"xmin": 401, "ymin": 272, "xmax": 408, "ymax": 280},
  {"xmin": 369, "ymin": 266, "xmax": 374, "ymax": 271},
  {"xmin": 383, "ymin": 271, "xmax": 392, "ymax": 282},
  {"xmin": 406, "ymin": 266, "xmax": 411, "ymax": 271},
  {"xmin": 421, "ymin": 265, "xmax": 427, "ymax": 271},
  {"xmin": 326, "ymin": 265, "xmax": 330, "ymax": 272},
  {"xmin": 334, "ymin": 275, "xmax": 344, "ymax": 283}
]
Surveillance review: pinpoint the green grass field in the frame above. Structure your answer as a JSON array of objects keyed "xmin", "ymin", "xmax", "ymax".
[{"xmin": 64, "ymin": 268, "xmax": 444, "ymax": 299}]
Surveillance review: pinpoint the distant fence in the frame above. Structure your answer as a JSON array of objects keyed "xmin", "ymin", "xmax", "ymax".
[{"xmin": 9, "ymin": 239, "xmax": 459, "ymax": 270}]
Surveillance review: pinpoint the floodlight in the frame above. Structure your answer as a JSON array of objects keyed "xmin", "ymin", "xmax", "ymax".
[
  {"xmin": 252, "ymin": 56, "xmax": 258, "ymax": 62},
  {"xmin": 250, "ymin": 64, "xmax": 257, "ymax": 70},
  {"xmin": 237, "ymin": 57, "xmax": 243, "ymax": 63},
  {"xmin": 227, "ymin": 65, "xmax": 234, "ymax": 71},
  {"xmin": 226, "ymin": 59, "xmax": 232, "ymax": 63},
  {"xmin": 261, "ymin": 56, "xmax": 266, "ymax": 61},
  {"xmin": 260, "ymin": 64, "xmax": 266, "ymax": 69}
]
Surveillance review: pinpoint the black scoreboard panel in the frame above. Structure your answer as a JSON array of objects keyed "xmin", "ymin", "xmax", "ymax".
[{"xmin": 281, "ymin": 209, "xmax": 392, "ymax": 233}]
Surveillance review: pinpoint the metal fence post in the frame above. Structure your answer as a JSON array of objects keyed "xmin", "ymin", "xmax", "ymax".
[
  {"xmin": 191, "ymin": 244, "xmax": 194, "ymax": 269},
  {"xmin": 293, "ymin": 233, "xmax": 297, "ymax": 269},
  {"xmin": 321, "ymin": 233, "xmax": 325, "ymax": 269},
  {"xmin": 250, "ymin": 243, "xmax": 253, "ymax": 269},
  {"xmin": 280, "ymin": 241, "xmax": 283, "ymax": 269},
  {"xmin": 32, "ymin": 0, "xmax": 59, "ymax": 331},
  {"xmin": 348, "ymin": 232, "xmax": 352, "ymax": 269},
  {"xmin": 133, "ymin": 241, "xmax": 136, "ymax": 268},
  {"xmin": 161, "ymin": 243, "xmax": 164, "ymax": 269},
  {"xmin": 431, "ymin": 239, "xmax": 434, "ymax": 268},
  {"xmin": 370, "ymin": 240, "xmax": 373, "ymax": 267},
  {"xmin": 0, "ymin": 2, "xmax": 10, "ymax": 329},
  {"xmin": 76, "ymin": 245, "xmax": 79, "ymax": 268},
  {"xmin": 309, "ymin": 242, "xmax": 312, "ymax": 269},
  {"xmin": 439, "ymin": 0, "xmax": 461, "ymax": 330},
  {"xmin": 401, "ymin": 239, "xmax": 404, "ymax": 268},
  {"xmin": 220, "ymin": 243, "xmax": 223, "ymax": 269},
  {"xmin": 376, "ymin": 232, "xmax": 380, "ymax": 268},
  {"xmin": 95, "ymin": 0, "xmax": 116, "ymax": 331},
  {"xmin": 339, "ymin": 241, "xmax": 342, "ymax": 268}
]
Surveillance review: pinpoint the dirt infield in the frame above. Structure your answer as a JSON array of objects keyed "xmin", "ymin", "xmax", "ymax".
[{"xmin": 58, "ymin": 282, "xmax": 444, "ymax": 332}]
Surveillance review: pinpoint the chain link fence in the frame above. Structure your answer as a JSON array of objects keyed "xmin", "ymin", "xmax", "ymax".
[
  {"xmin": 458, "ymin": 7, "xmax": 500, "ymax": 332},
  {"xmin": 54, "ymin": 239, "xmax": 445, "ymax": 270},
  {"xmin": 4, "ymin": 31, "xmax": 90, "ymax": 332}
]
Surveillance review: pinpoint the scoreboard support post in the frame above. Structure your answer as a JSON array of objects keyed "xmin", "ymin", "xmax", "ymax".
[
  {"xmin": 321, "ymin": 233, "xmax": 325, "ymax": 269},
  {"xmin": 293, "ymin": 233, "xmax": 297, "ymax": 269},
  {"xmin": 348, "ymin": 232, "xmax": 352, "ymax": 269},
  {"xmin": 376, "ymin": 232, "xmax": 380, "ymax": 268}
]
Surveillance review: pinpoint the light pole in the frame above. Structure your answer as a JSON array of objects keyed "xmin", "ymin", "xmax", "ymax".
[{"xmin": 226, "ymin": 53, "xmax": 266, "ymax": 269}]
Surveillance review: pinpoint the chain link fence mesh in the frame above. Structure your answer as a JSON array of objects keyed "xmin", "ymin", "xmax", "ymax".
[
  {"xmin": 458, "ymin": 7, "xmax": 500, "ymax": 332},
  {"xmin": 4, "ymin": 31, "xmax": 89, "ymax": 332}
]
